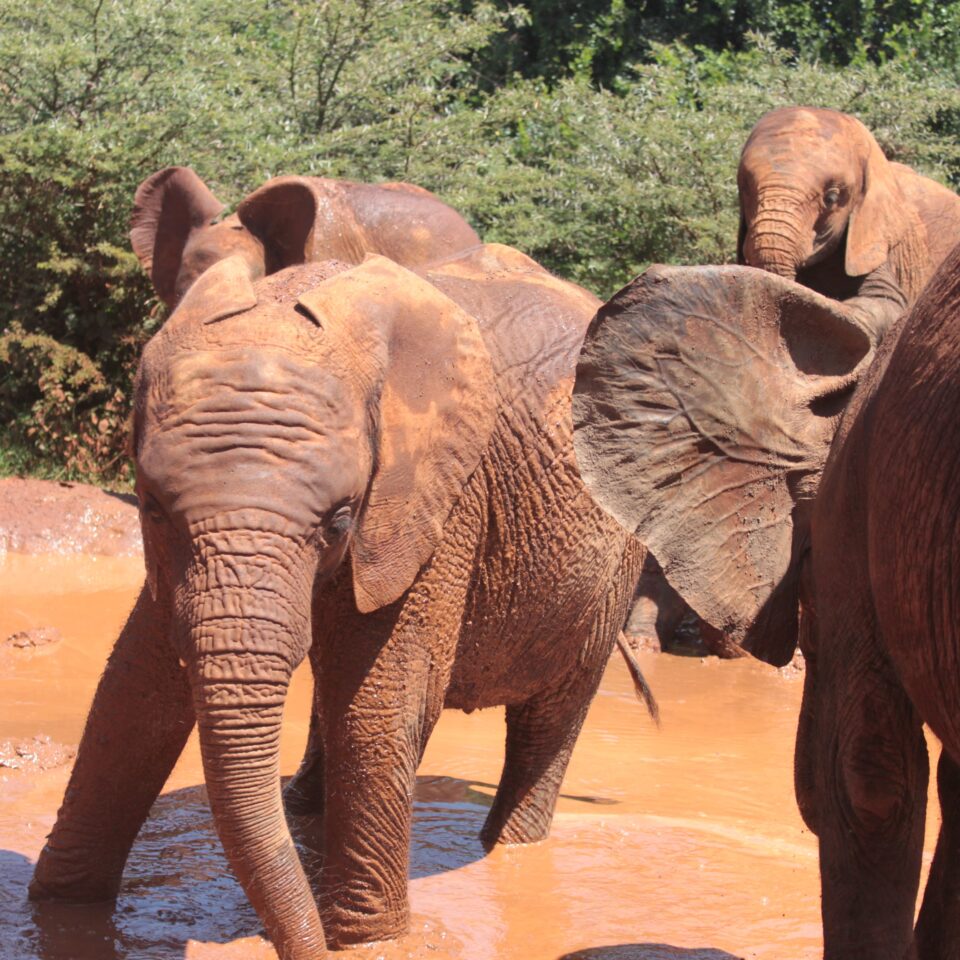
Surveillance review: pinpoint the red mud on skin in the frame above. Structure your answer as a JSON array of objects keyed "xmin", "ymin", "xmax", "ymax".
[{"xmin": 0, "ymin": 546, "xmax": 945, "ymax": 959}]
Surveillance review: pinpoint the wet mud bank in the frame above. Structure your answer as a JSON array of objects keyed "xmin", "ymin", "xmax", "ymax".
[{"xmin": 0, "ymin": 480, "xmax": 942, "ymax": 959}]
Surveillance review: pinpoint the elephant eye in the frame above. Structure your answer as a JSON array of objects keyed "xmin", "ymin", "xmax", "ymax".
[
  {"xmin": 328, "ymin": 504, "xmax": 353, "ymax": 539},
  {"xmin": 141, "ymin": 494, "xmax": 166, "ymax": 524},
  {"xmin": 824, "ymin": 187, "xmax": 841, "ymax": 208}
]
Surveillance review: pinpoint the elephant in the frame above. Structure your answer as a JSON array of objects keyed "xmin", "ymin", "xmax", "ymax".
[
  {"xmin": 569, "ymin": 253, "xmax": 960, "ymax": 956},
  {"xmin": 29, "ymin": 244, "xmax": 655, "ymax": 959},
  {"xmin": 738, "ymin": 106, "xmax": 960, "ymax": 311},
  {"xmin": 129, "ymin": 166, "xmax": 481, "ymax": 309},
  {"xmin": 790, "ymin": 238, "xmax": 960, "ymax": 958}
]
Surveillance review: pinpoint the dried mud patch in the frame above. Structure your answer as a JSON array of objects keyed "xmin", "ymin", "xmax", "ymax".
[
  {"xmin": 3, "ymin": 626, "xmax": 63, "ymax": 653},
  {"xmin": 0, "ymin": 735, "xmax": 75, "ymax": 772}
]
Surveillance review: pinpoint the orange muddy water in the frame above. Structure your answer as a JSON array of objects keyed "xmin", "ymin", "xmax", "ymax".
[{"xmin": 0, "ymin": 551, "xmax": 944, "ymax": 960}]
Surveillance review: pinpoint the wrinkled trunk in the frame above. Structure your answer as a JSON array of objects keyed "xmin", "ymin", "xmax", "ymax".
[
  {"xmin": 744, "ymin": 187, "xmax": 809, "ymax": 278},
  {"xmin": 183, "ymin": 543, "xmax": 324, "ymax": 959}
]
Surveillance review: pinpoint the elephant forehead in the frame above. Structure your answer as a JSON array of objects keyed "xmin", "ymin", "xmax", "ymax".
[
  {"xmin": 743, "ymin": 108, "xmax": 857, "ymax": 171},
  {"xmin": 148, "ymin": 346, "xmax": 360, "ymax": 433}
]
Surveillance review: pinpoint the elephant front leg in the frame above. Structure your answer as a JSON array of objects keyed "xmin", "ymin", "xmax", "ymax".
[
  {"xmin": 30, "ymin": 585, "xmax": 194, "ymax": 902},
  {"xmin": 915, "ymin": 750, "xmax": 960, "ymax": 958},
  {"xmin": 480, "ymin": 666, "xmax": 602, "ymax": 849},
  {"xmin": 810, "ymin": 644, "xmax": 928, "ymax": 960},
  {"xmin": 318, "ymin": 642, "xmax": 440, "ymax": 947}
]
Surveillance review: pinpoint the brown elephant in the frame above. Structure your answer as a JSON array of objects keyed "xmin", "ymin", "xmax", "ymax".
[
  {"xmin": 793, "ymin": 239, "xmax": 960, "ymax": 959},
  {"xmin": 130, "ymin": 166, "xmax": 481, "ymax": 308},
  {"xmin": 569, "ymin": 253, "xmax": 960, "ymax": 956},
  {"xmin": 29, "ymin": 244, "xmax": 654, "ymax": 959},
  {"xmin": 738, "ymin": 106, "xmax": 960, "ymax": 311}
]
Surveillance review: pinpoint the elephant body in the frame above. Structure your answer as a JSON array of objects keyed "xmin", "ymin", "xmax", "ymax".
[
  {"xmin": 798, "ymin": 241, "xmax": 960, "ymax": 959},
  {"xmin": 130, "ymin": 167, "xmax": 481, "ymax": 308},
  {"xmin": 570, "ymin": 244, "xmax": 960, "ymax": 954},
  {"xmin": 738, "ymin": 106, "xmax": 960, "ymax": 312},
  {"xmin": 31, "ymin": 244, "xmax": 649, "ymax": 959}
]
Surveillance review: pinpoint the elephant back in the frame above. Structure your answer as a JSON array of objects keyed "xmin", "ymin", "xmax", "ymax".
[{"xmin": 422, "ymin": 243, "xmax": 601, "ymax": 433}]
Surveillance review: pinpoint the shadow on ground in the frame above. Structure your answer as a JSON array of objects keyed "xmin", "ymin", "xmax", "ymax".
[{"xmin": 560, "ymin": 946, "xmax": 744, "ymax": 960}]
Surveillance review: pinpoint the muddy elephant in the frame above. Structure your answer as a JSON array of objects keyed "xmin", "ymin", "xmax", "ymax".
[
  {"xmin": 738, "ymin": 106, "xmax": 960, "ymax": 310},
  {"xmin": 30, "ymin": 245, "xmax": 654, "ymax": 959},
  {"xmin": 569, "ymin": 255, "xmax": 960, "ymax": 957},
  {"xmin": 130, "ymin": 166, "xmax": 481, "ymax": 308},
  {"xmin": 798, "ymin": 243, "xmax": 960, "ymax": 959}
]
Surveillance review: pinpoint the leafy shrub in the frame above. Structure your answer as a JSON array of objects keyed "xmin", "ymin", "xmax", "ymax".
[
  {"xmin": 4, "ymin": 1, "xmax": 960, "ymax": 483},
  {"xmin": 0, "ymin": 325, "xmax": 133, "ymax": 484}
]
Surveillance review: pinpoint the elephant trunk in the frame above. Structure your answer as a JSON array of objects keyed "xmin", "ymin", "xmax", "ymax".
[
  {"xmin": 742, "ymin": 187, "xmax": 809, "ymax": 278},
  {"xmin": 184, "ymin": 544, "xmax": 324, "ymax": 959}
]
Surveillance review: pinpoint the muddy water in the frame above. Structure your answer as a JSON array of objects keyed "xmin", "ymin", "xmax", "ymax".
[{"xmin": 0, "ymin": 553, "xmax": 943, "ymax": 960}]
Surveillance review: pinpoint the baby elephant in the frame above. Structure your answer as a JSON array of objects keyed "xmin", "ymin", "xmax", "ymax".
[
  {"xmin": 130, "ymin": 166, "xmax": 481, "ymax": 308},
  {"xmin": 30, "ymin": 246, "xmax": 652, "ymax": 959},
  {"xmin": 739, "ymin": 106, "xmax": 960, "ymax": 311}
]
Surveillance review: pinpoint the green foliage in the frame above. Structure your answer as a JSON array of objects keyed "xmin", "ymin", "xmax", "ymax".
[{"xmin": 4, "ymin": 0, "xmax": 960, "ymax": 482}]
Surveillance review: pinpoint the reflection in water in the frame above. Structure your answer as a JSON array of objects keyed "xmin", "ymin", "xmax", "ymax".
[{"xmin": 0, "ymin": 553, "xmax": 942, "ymax": 959}]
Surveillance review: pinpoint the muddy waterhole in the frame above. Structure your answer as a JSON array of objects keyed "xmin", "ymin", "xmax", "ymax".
[{"xmin": 0, "ymin": 551, "xmax": 944, "ymax": 959}]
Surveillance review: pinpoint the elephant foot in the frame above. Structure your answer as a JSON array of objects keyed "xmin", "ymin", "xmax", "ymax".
[
  {"xmin": 282, "ymin": 772, "xmax": 325, "ymax": 817},
  {"xmin": 29, "ymin": 848, "xmax": 123, "ymax": 904},
  {"xmin": 322, "ymin": 903, "xmax": 409, "ymax": 948},
  {"xmin": 479, "ymin": 806, "xmax": 551, "ymax": 850}
]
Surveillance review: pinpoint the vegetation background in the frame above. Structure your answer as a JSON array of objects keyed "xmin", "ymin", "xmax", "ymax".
[{"xmin": 3, "ymin": 0, "xmax": 960, "ymax": 485}]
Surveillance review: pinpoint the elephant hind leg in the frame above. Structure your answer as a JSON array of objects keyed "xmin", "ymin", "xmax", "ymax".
[
  {"xmin": 481, "ymin": 545, "xmax": 644, "ymax": 850},
  {"xmin": 915, "ymin": 750, "xmax": 960, "ymax": 959},
  {"xmin": 479, "ymin": 671, "xmax": 599, "ymax": 849},
  {"xmin": 812, "ymin": 629, "xmax": 928, "ymax": 960}
]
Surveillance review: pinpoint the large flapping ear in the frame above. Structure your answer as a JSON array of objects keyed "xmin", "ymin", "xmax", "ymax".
[
  {"xmin": 297, "ymin": 255, "xmax": 496, "ymax": 613},
  {"xmin": 130, "ymin": 167, "xmax": 226, "ymax": 307},
  {"xmin": 237, "ymin": 177, "xmax": 320, "ymax": 274},
  {"xmin": 162, "ymin": 255, "xmax": 257, "ymax": 332},
  {"xmin": 572, "ymin": 264, "xmax": 874, "ymax": 665},
  {"xmin": 845, "ymin": 124, "xmax": 910, "ymax": 278}
]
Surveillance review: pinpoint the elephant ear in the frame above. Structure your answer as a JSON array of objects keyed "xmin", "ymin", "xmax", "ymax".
[
  {"xmin": 162, "ymin": 255, "xmax": 258, "ymax": 332},
  {"xmin": 237, "ymin": 177, "xmax": 320, "ymax": 274},
  {"xmin": 572, "ymin": 264, "xmax": 874, "ymax": 664},
  {"xmin": 845, "ymin": 132, "xmax": 910, "ymax": 278},
  {"xmin": 297, "ymin": 255, "xmax": 496, "ymax": 613},
  {"xmin": 130, "ymin": 167, "xmax": 226, "ymax": 307}
]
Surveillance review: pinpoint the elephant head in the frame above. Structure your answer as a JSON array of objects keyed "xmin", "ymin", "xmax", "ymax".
[
  {"xmin": 572, "ymin": 264, "xmax": 904, "ymax": 665},
  {"xmin": 131, "ymin": 254, "xmax": 495, "ymax": 956},
  {"xmin": 738, "ymin": 107, "xmax": 921, "ymax": 295},
  {"xmin": 129, "ymin": 168, "xmax": 331, "ymax": 309},
  {"xmin": 130, "ymin": 167, "xmax": 481, "ymax": 311}
]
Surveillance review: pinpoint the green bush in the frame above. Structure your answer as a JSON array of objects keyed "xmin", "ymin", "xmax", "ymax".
[{"xmin": 4, "ymin": 1, "xmax": 960, "ymax": 483}]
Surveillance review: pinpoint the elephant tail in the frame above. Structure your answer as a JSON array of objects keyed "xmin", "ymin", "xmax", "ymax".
[{"xmin": 616, "ymin": 631, "xmax": 660, "ymax": 726}]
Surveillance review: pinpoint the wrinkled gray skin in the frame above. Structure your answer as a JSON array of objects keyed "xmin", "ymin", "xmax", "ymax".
[{"xmin": 30, "ymin": 246, "xmax": 651, "ymax": 959}]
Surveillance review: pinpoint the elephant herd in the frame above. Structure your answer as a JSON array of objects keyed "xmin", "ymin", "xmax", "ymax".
[{"xmin": 24, "ymin": 105, "xmax": 960, "ymax": 959}]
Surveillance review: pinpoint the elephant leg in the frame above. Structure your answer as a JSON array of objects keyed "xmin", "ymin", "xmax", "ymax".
[
  {"xmin": 479, "ymin": 664, "xmax": 603, "ymax": 849},
  {"xmin": 812, "ymin": 634, "xmax": 928, "ymax": 960},
  {"xmin": 30, "ymin": 585, "xmax": 194, "ymax": 902},
  {"xmin": 283, "ymin": 660, "xmax": 325, "ymax": 817},
  {"xmin": 915, "ymin": 750, "xmax": 960, "ymax": 958},
  {"xmin": 318, "ymin": 633, "xmax": 439, "ymax": 947}
]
